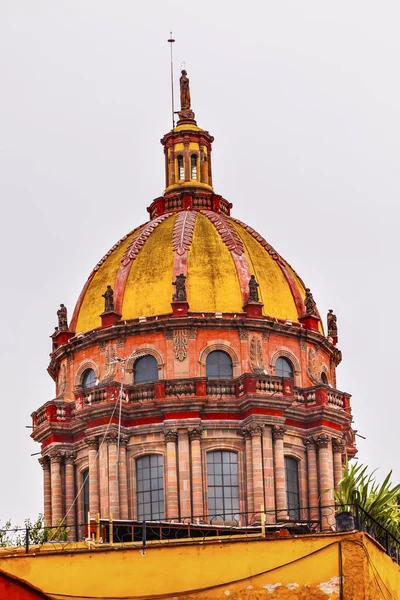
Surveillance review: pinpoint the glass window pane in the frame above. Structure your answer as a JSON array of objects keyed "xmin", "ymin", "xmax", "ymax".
[
  {"xmin": 134, "ymin": 356, "xmax": 159, "ymax": 384},
  {"xmin": 275, "ymin": 357, "xmax": 294, "ymax": 378},
  {"xmin": 136, "ymin": 455, "xmax": 164, "ymax": 520},
  {"xmin": 207, "ymin": 451, "xmax": 239, "ymax": 519},
  {"xmin": 206, "ymin": 351, "xmax": 233, "ymax": 380},
  {"xmin": 82, "ymin": 369, "xmax": 96, "ymax": 389}
]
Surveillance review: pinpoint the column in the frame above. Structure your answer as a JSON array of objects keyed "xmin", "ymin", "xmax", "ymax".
[
  {"xmin": 119, "ymin": 436, "xmax": 129, "ymax": 520},
  {"xmin": 64, "ymin": 452, "xmax": 76, "ymax": 536},
  {"xmin": 189, "ymin": 429, "xmax": 203, "ymax": 519},
  {"xmin": 99, "ymin": 438, "xmax": 109, "ymax": 517},
  {"xmin": 303, "ymin": 437, "xmax": 319, "ymax": 522},
  {"xmin": 39, "ymin": 456, "xmax": 52, "ymax": 527},
  {"xmin": 242, "ymin": 429, "xmax": 254, "ymax": 515},
  {"xmin": 250, "ymin": 426, "xmax": 264, "ymax": 517},
  {"xmin": 183, "ymin": 138, "xmax": 190, "ymax": 181},
  {"xmin": 332, "ymin": 438, "xmax": 345, "ymax": 488},
  {"xmin": 107, "ymin": 433, "xmax": 119, "ymax": 519},
  {"xmin": 178, "ymin": 429, "xmax": 191, "ymax": 518},
  {"xmin": 50, "ymin": 451, "xmax": 63, "ymax": 526},
  {"xmin": 316, "ymin": 433, "xmax": 335, "ymax": 531},
  {"xmin": 164, "ymin": 430, "xmax": 179, "ymax": 519},
  {"xmin": 272, "ymin": 426, "xmax": 287, "ymax": 520},
  {"xmin": 262, "ymin": 426, "xmax": 275, "ymax": 523},
  {"xmin": 87, "ymin": 437, "xmax": 100, "ymax": 517}
]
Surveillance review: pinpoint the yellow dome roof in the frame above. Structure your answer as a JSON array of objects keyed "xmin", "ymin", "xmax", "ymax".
[{"xmin": 70, "ymin": 210, "xmax": 317, "ymax": 333}]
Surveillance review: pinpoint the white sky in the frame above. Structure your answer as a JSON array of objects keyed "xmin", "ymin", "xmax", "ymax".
[{"xmin": 1, "ymin": 0, "xmax": 399, "ymax": 524}]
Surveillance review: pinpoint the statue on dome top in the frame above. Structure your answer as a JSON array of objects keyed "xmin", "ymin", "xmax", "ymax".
[
  {"xmin": 304, "ymin": 288, "xmax": 317, "ymax": 316},
  {"xmin": 248, "ymin": 275, "xmax": 260, "ymax": 303},
  {"xmin": 102, "ymin": 285, "xmax": 114, "ymax": 313},
  {"xmin": 57, "ymin": 304, "xmax": 68, "ymax": 331},
  {"xmin": 327, "ymin": 309, "xmax": 338, "ymax": 338},
  {"xmin": 180, "ymin": 70, "xmax": 191, "ymax": 110},
  {"xmin": 172, "ymin": 274, "xmax": 187, "ymax": 302}
]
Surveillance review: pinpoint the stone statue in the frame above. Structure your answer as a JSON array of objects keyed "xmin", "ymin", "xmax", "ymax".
[
  {"xmin": 102, "ymin": 285, "xmax": 114, "ymax": 313},
  {"xmin": 327, "ymin": 309, "xmax": 338, "ymax": 338},
  {"xmin": 304, "ymin": 288, "xmax": 317, "ymax": 316},
  {"xmin": 57, "ymin": 304, "xmax": 68, "ymax": 331},
  {"xmin": 180, "ymin": 70, "xmax": 191, "ymax": 110},
  {"xmin": 248, "ymin": 275, "xmax": 260, "ymax": 303},
  {"xmin": 172, "ymin": 274, "xmax": 187, "ymax": 301}
]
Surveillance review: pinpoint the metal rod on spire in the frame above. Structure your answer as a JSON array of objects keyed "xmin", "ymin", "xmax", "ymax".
[{"xmin": 168, "ymin": 32, "xmax": 175, "ymax": 129}]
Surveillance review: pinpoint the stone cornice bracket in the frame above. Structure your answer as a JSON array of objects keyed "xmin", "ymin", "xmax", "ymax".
[
  {"xmin": 38, "ymin": 456, "xmax": 50, "ymax": 470},
  {"xmin": 64, "ymin": 451, "xmax": 76, "ymax": 464},
  {"xmin": 188, "ymin": 428, "xmax": 203, "ymax": 441},
  {"xmin": 272, "ymin": 425, "xmax": 286, "ymax": 440},
  {"xmin": 315, "ymin": 433, "xmax": 331, "ymax": 449},
  {"xmin": 164, "ymin": 429, "xmax": 178, "ymax": 443},
  {"xmin": 86, "ymin": 436, "xmax": 99, "ymax": 449},
  {"xmin": 303, "ymin": 436, "xmax": 316, "ymax": 450},
  {"xmin": 332, "ymin": 437, "xmax": 345, "ymax": 453},
  {"xmin": 119, "ymin": 434, "xmax": 130, "ymax": 448},
  {"xmin": 241, "ymin": 427, "xmax": 251, "ymax": 440}
]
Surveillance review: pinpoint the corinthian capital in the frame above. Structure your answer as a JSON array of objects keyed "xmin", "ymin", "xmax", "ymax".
[{"xmin": 272, "ymin": 425, "xmax": 286, "ymax": 440}]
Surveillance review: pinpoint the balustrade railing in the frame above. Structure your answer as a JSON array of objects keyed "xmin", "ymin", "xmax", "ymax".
[
  {"xmin": 165, "ymin": 380, "xmax": 195, "ymax": 397},
  {"xmin": 207, "ymin": 381, "xmax": 236, "ymax": 397}
]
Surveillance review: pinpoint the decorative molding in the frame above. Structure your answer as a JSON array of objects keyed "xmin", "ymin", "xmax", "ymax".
[
  {"xmin": 270, "ymin": 349, "xmax": 301, "ymax": 375},
  {"xmin": 307, "ymin": 347, "xmax": 321, "ymax": 385},
  {"xmin": 172, "ymin": 211, "xmax": 196, "ymax": 256},
  {"xmin": 173, "ymin": 329, "xmax": 188, "ymax": 362},
  {"xmin": 74, "ymin": 360, "xmax": 99, "ymax": 388},
  {"xmin": 116, "ymin": 337, "xmax": 126, "ymax": 348},
  {"xmin": 106, "ymin": 431, "xmax": 119, "ymax": 445},
  {"xmin": 187, "ymin": 328, "xmax": 197, "ymax": 340},
  {"xmin": 49, "ymin": 451, "xmax": 63, "ymax": 464},
  {"xmin": 299, "ymin": 340, "xmax": 307, "ymax": 352},
  {"xmin": 86, "ymin": 437, "xmax": 99, "ymax": 450},
  {"xmin": 103, "ymin": 343, "xmax": 117, "ymax": 380},
  {"xmin": 58, "ymin": 364, "xmax": 67, "ymax": 395},
  {"xmin": 250, "ymin": 336, "xmax": 265, "ymax": 374},
  {"xmin": 64, "ymin": 452, "xmax": 76, "ymax": 465},
  {"xmin": 38, "ymin": 456, "xmax": 50, "ymax": 470},
  {"xmin": 201, "ymin": 211, "xmax": 244, "ymax": 256},
  {"xmin": 332, "ymin": 437, "xmax": 345, "ymax": 453},
  {"xmin": 261, "ymin": 331, "xmax": 270, "ymax": 341},
  {"xmin": 303, "ymin": 436, "xmax": 316, "ymax": 450},
  {"xmin": 239, "ymin": 329, "xmax": 249, "ymax": 341},
  {"xmin": 249, "ymin": 425, "xmax": 263, "ymax": 437},
  {"xmin": 121, "ymin": 214, "xmax": 170, "ymax": 267},
  {"xmin": 189, "ymin": 428, "xmax": 203, "ymax": 441}
]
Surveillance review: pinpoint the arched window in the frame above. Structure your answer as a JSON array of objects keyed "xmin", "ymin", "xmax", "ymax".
[
  {"xmin": 82, "ymin": 468, "xmax": 89, "ymax": 521},
  {"xmin": 206, "ymin": 351, "xmax": 233, "ymax": 380},
  {"xmin": 285, "ymin": 456, "xmax": 300, "ymax": 519},
  {"xmin": 82, "ymin": 368, "xmax": 96, "ymax": 389},
  {"xmin": 134, "ymin": 355, "xmax": 158, "ymax": 384},
  {"xmin": 177, "ymin": 155, "xmax": 184, "ymax": 180},
  {"xmin": 191, "ymin": 154, "xmax": 198, "ymax": 180},
  {"xmin": 207, "ymin": 451, "xmax": 239, "ymax": 520},
  {"xmin": 321, "ymin": 372, "xmax": 328, "ymax": 384},
  {"xmin": 275, "ymin": 357, "xmax": 294, "ymax": 379},
  {"xmin": 136, "ymin": 455, "xmax": 164, "ymax": 520}
]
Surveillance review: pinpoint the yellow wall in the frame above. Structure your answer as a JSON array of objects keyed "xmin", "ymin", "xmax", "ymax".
[{"xmin": 0, "ymin": 532, "xmax": 398, "ymax": 599}]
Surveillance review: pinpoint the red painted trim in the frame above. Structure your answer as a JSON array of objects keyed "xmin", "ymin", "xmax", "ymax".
[
  {"xmin": 173, "ymin": 211, "xmax": 197, "ymax": 279},
  {"xmin": 200, "ymin": 412, "xmax": 242, "ymax": 421},
  {"xmin": 242, "ymin": 407, "xmax": 283, "ymax": 418},
  {"xmin": 285, "ymin": 418, "xmax": 342, "ymax": 431},
  {"xmin": 164, "ymin": 411, "xmax": 200, "ymax": 420},
  {"xmin": 42, "ymin": 435, "xmax": 73, "ymax": 448},
  {"xmin": 126, "ymin": 416, "xmax": 164, "ymax": 427}
]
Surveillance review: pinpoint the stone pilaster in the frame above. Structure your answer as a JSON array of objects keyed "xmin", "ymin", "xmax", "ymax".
[
  {"xmin": 119, "ymin": 435, "xmax": 129, "ymax": 520},
  {"xmin": 189, "ymin": 428, "xmax": 203, "ymax": 519},
  {"xmin": 272, "ymin": 426, "xmax": 287, "ymax": 520},
  {"xmin": 242, "ymin": 428, "xmax": 254, "ymax": 514},
  {"xmin": 250, "ymin": 426, "xmax": 264, "ymax": 516},
  {"xmin": 64, "ymin": 452, "xmax": 76, "ymax": 534},
  {"xmin": 303, "ymin": 437, "xmax": 319, "ymax": 521},
  {"xmin": 86, "ymin": 437, "xmax": 100, "ymax": 518},
  {"xmin": 50, "ymin": 451, "xmax": 63, "ymax": 526},
  {"xmin": 178, "ymin": 430, "xmax": 191, "ymax": 518},
  {"xmin": 39, "ymin": 456, "xmax": 52, "ymax": 527},
  {"xmin": 107, "ymin": 432, "xmax": 119, "ymax": 519},
  {"xmin": 316, "ymin": 433, "xmax": 335, "ymax": 530},
  {"xmin": 332, "ymin": 437, "xmax": 345, "ymax": 488},
  {"xmin": 164, "ymin": 430, "xmax": 179, "ymax": 519},
  {"xmin": 262, "ymin": 426, "xmax": 275, "ymax": 522},
  {"xmin": 99, "ymin": 438, "xmax": 109, "ymax": 517}
]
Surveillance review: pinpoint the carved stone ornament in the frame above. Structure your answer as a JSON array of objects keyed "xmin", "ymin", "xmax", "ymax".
[
  {"xmin": 50, "ymin": 451, "xmax": 63, "ymax": 463},
  {"xmin": 119, "ymin": 434, "xmax": 130, "ymax": 448},
  {"xmin": 38, "ymin": 456, "xmax": 50, "ymax": 470},
  {"xmin": 64, "ymin": 452, "xmax": 76, "ymax": 464},
  {"xmin": 102, "ymin": 285, "xmax": 115, "ymax": 313},
  {"xmin": 262, "ymin": 331, "xmax": 270, "ymax": 341},
  {"xmin": 172, "ymin": 273, "xmax": 187, "ymax": 302},
  {"xmin": 116, "ymin": 337, "xmax": 126, "ymax": 348},
  {"xmin": 57, "ymin": 304, "xmax": 68, "ymax": 331},
  {"xmin": 248, "ymin": 275, "xmax": 260, "ymax": 303},
  {"xmin": 164, "ymin": 430, "xmax": 178, "ymax": 443},
  {"xmin": 58, "ymin": 364, "xmax": 67, "ymax": 395},
  {"xmin": 307, "ymin": 347, "xmax": 321, "ymax": 385},
  {"xmin": 316, "ymin": 433, "xmax": 331, "ymax": 449},
  {"xmin": 303, "ymin": 436, "xmax": 315, "ymax": 450},
  {"xmin": 250, "ymin": 336, "xmax": 265, "ymax": 374},
  {"xmin": 249, "ymin": 425, "xmax": 263, "ymax": 437},
  {"xmin": 86, "ymin": 436, "xmax": 99, "ymax": 449},
  {"xmin": 104, "ymin": 343, "xmax": 117, "ymax": 380},
  {"xmin": 173, "ymin": 329, "xmax": 188, "ymax": 362},
  {"xmin": 106, "ymin": 431, "xmax": 119, "ymax": 445},
  {"xmin": 327, "ymin": 309, "xmax": 338, "ymax": 338},
  {"xmin": 272, "ymin": 426, "xmax": 286, "ymax": 440},
  {"xmin": 299, "ymin": 339, "xmax": 307, "ymax": 352},
  {"xmin": 304, "ymin": 288, "xmax": 317, "ymax": 316},
  {"xmin": 242, "ymin": 427, "xmax": 251, "ymax": 440},
  {"xmin": 332, "ymin": 437, "xmax": 345, "ymax": 453},
  {"xmin": 239, "ymin": 329, "xmax": 249, "ymax": 341}
]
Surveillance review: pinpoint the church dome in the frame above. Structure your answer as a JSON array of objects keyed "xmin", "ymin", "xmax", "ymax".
[{"xmin": 70, "ymin": 209, "xmax": 316, "ymax": 334}]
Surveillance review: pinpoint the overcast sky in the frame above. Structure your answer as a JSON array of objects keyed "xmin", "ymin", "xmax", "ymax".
[{"xmin": 1, "ymin": 0, "xmax": 399, "ymax": 524}]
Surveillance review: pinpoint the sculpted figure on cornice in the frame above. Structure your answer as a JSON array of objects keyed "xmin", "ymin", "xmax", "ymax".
[
  {"xmin": 172, "ymin": 274, "xmax": 187, "ymax": 302},
  {"xmin": 102, "ymin": 285, "xmax": 114, "ymax": 313},
  {"xmin": 57, "ymin": 304, "xmax": 68, "ymax": 331},
  {"xmin": 304, "ymin": 288, "xmax": 317, "ymax": 316},
  {"xmin": 248, "ymin": 275, "xmax": 260, "ymax": 303},
  {"xmin": 327, "ymin": 309, "xmax": 338, "ymax": 338}
]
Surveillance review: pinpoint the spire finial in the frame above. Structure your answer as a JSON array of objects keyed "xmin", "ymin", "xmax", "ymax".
[{"xmin": 167, "ymin": 32, "xmax": 176, "ymax": 129}]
